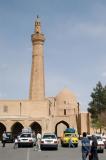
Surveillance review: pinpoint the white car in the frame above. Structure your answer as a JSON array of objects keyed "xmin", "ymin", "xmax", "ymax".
[
  {"xmin": 96, "ymin": 136, "xmax": 104, "ymax": 153},
  {"xmin": 102, "ymin": 136, "xmax": 106, "ymax": 149},
  {"xmin": 87, "ymin": 135, "xmax": 104, "ymax": 153},
  {"xmin": 40, "ymin": 133, "xmax": 58, "ymax": 150},
  {"xmin": 18, "ymin": 132, "xmax": 36, "ymax": 147}
]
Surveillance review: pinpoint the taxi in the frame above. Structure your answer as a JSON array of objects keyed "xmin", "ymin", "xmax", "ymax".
[{"xmin": 61, "ymin": 132, "xmax": 78, "ymax": 147}]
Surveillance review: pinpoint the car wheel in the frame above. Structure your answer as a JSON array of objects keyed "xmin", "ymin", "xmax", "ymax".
[
  {"xmin": 101, "ymin": 149, "xmax": 104, "ymax": 153},
  {"xmin": 75, "ymin": 144, "xmax": 78, "ymax": 147},
  {"xmin": 31, "ymin": 144, "xmax": 33, "ymax": 147},
  {"xmin": 55, "ymin": 147, "xmax": 58, "ymax": 150},
  {"xmin": 18, "ymin": 144, "xmax": 20, "ymax": 148}
]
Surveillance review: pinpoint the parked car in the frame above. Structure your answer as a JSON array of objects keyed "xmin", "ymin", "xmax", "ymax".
[
  {"xmin": 87, "ymin": 135, "xmax": 104, "ymax": 153},
  {"xmin": 61, "ymin": 132, "xmax": 78, "ymax": 147},
  {"xmin": 5, "ymin": 132, "xmax": 14, "ymax": 143},
  {"xmin": 87, "ymin": 135, "xmax": 92, "ymax": 145},
  {"xmin": 40, "ymin": 133, "xmax": 58, "ymax": 150},
  {"xmin": 96, "ymin": 136, "xmax": 104, "ymax": 153},
  {"xmin": 18, "ymin": 132, "xmax": 36, "ymax": 147},
  {"xmin": 102, "ymin": 136, "xmax": 106, "ymax": 149}
]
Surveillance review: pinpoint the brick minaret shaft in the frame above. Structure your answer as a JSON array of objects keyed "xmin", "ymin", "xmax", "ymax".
[{"xmin": 29, "ymin": 17, "xmax": 45, "ymax": 100}]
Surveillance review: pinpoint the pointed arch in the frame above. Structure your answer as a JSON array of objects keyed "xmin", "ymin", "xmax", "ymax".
[
  {"xmin": 30, "ymin": 122, "xmax": 42, "ymax": 134},
  {"xmin": 11, "ymin": 122, "xmax": 24, "ymax": 137},
  {"xmin": 0, "ymin": 122, "xmax": 6, "ymax": 140},
  {"xmin": 55, "ymin": 120, "xmax": 69, "ymax": 137}
]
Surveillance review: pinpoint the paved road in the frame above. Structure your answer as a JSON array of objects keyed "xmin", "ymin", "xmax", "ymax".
[{"xmin": 0, "ymin": 142, "xmax": 106, "ymax": 160}]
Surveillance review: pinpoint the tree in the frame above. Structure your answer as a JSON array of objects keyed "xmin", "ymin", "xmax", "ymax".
[
  {"xmin": 98, "ymin": 111, "xmax": 106, "ymax": 129},
  {"xmin": 88, "ymin": 81, "xmax": 106, "ymax": 132}
]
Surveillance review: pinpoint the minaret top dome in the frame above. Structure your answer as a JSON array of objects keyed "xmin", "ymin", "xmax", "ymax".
[{"xmin": 36, "ymin": 15, "xmax": 40, "ymax": 22}]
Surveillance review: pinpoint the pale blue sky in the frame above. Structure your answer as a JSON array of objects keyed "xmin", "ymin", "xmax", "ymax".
[{"xmin": 0, "ymin": 0, "xmax": 106, "ymax": 111}]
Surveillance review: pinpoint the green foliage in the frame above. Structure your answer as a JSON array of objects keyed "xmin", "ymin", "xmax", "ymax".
[
  {"xmin": 88, "ymin": 81, "xmax": 106, "ymax": 130},
  {"xmin": 91, "ymin": 118, "xmax": 102, "ymax": 129}
]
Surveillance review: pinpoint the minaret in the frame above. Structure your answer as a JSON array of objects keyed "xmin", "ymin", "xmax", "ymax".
[{"xmin": 29, "ymin": 16, "xmax": 45, "ymax": 100}]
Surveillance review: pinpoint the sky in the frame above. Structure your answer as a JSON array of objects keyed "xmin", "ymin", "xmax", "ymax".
[{"xmin": 0, "ymin": 0, "xmax": 106, "ymax": 111}]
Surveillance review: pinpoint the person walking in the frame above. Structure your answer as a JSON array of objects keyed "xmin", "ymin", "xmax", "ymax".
[
  {"xmin": 69, "ymin": 135, "xmax": 74, "ymax": 148},
  {"xmin": 2, "ymin": 131, "xmax": 7, "ymax": 147},
  {"xmin": 36, "ymin": 131, "xmax": 41, "ymax": 151},
  {"xmin": 81, "ymin": 132, "xmax": 90, "ymax": 160},
  {"xmin": 32, "ymin": 131, "xmax": 36, "ymax": 147},
  {"xmin": 13, "ymin": 136, "xmax": 18, "ymax": 149},
  {"xmin": 89, "ymin": 135, "xmax": 99, "ymax": 160}
]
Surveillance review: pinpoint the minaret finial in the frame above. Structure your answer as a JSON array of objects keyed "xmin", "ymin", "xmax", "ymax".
[
  {"xmin": 35, "ymin": 15, "xmax": 41, "ymax": 33},
  {"xmin": 37, "ymin": 15, "xmax": 39, "ymax": 19},
  {"xmin": 36, "ymin": 15, "xmax": 40, "ymax": 23}
]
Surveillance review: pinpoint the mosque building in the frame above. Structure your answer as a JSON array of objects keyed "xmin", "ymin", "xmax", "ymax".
[{"xmin": 0, "ymin": 17, "xmax": 90, "ymax": 138}]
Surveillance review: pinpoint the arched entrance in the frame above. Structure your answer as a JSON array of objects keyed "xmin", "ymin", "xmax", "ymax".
[
  {"xmin": 55, "ymin": 120, "xmax": 69, "ymax": 137},
  {"xmin": 30, "ymin": 122, "xmax": 42, "ymax": 134},
  {"xmin": 11, "ymin": 122, "xmax": 24, "ymax": 137},
  {"xmin": 0, "ymin": 122, "xmax": 6, "ymax": 140}
]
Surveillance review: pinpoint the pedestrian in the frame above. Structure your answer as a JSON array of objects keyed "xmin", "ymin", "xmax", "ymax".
[
  {"xmin": 36, "ymin": 131, "xmax": 42, "ymax": 151},
  {"xmin": 89, "ymin": 135, "xmax": 99, "ymax": 160},
  {"xmin": 69, "ymin": 135, "xmax": 74, "ymax": 148},
  {"xmin": 13, "ymin": 136, "xmax": 18, "ymax": 149},
  {"xmin": 81, "ymin": 132, "xmax": 90, "ymax": 160},
  {"xmin": 2, "ymin": 131, "xmax": 7, "ymax": 147}
]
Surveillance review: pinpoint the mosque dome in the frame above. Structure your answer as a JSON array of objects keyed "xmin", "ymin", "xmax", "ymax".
[{"xmin": 56, "ymin": 88, "xmax": 77, "ymax": 106}]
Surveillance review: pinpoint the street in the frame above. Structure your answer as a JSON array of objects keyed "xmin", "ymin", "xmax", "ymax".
[{"xmin": 0, "ymin": 142, "xmax": 106, "ymax": 160}]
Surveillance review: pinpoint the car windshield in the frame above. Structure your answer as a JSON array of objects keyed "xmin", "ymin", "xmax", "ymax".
[
  {"xmin": 65, "ymin": 134, "xmax": 71, "ymax": 137},
  {"xmin": 20, "ymin": 134, "xmax": 31, "ymax": 138},
  {"xmin": 96, "ymin": 136, "xmax": 101, "ymax": 140},
  {"xmin": 87, "ymin": 136, "xmax": 92, "ymax": 140},
  {"xmin": 43, "ymin": 134, "xmax": 56, "ymax": 139}
]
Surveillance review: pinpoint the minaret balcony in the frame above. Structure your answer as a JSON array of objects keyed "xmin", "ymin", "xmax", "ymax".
[{"xmin": 31, "ymin": 33, "xmax": 45, "ymax": 43}]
